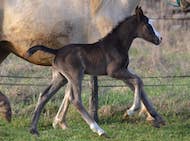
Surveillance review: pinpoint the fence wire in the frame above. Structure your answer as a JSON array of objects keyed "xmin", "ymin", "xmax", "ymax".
[{"xmin": 0, "ymin": 75, "xmax": 190, "ymax": 88}]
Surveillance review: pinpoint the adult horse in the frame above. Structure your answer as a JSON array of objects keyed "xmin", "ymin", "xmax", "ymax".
[
  {"xmin": 0, "ymin": 92, "xmax": 11, "ymax": 122},
  {"xmin": 0, "ymin": 0, "xmax": 163, "ymax": 129}
]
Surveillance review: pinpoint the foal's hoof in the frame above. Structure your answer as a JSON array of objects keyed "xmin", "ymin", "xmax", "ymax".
[
  {"xmin": 53, "ymin": 121, "xmax": 68, "ymax": 130},
  {"xmin": 58, "ymin": 122, "xmax": 69, "ymax": 130},
  {"xmin": 100, "ymin": 133, "xmax": 110, "ymax": 138},
  {"xmin": 30, "ymin": 128, "xmax": 39, "ymax": 136},
  {"xmin": 159, "ymin": 120, "xmax": 166, "ymax": 126},
  {"xmin": 147, "ymin": 119, "xmax": 165, "ymax": 128},
  {"xmin": 155, "ymin": 116, "xmax": 166, "ymax": 126},
  {"xmin": 122, "ymin": 112, "xmax": 130, "ymax": 120},
  {"xmin": 147, "ymin": 119, "xmax": 160, "ymax": 128},
  {"xmin": 146, "ymin": 115, "xmax": 166, "ymax": 128}
]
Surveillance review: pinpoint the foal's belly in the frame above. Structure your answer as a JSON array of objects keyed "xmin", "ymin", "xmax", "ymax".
[{"xmin": 84, "ymin": 60, "xmax": 107, "ymax": 75}]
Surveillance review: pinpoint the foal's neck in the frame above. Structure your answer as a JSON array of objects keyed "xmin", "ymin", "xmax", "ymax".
[{"xmin": 100, "ymin": 16, "xmax": 137, "ymax": 53}]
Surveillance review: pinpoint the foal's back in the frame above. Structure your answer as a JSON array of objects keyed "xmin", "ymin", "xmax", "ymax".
[{"xmin": 55, "ymin": 43, "xmax": 108, "ymax": 75}]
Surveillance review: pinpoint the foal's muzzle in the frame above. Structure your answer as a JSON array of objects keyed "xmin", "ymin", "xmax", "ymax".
[{"xmin": 154, "ymin": 36, "xmax": 162, "ymax": 45}]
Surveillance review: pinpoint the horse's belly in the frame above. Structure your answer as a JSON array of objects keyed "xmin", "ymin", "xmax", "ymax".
[
  {"xmin": 85, "ymin": 66, "xmax": 107, "ymax": 76},
  {"xmin": 1, "ymin": 0, "xmax": 90, "ymax": 65},
  {"xmin": 84, "ymin": 61, "xmax": 107, "ymax": 75}
]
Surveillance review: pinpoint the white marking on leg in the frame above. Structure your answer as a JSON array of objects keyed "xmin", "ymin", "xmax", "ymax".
[
  {"xmin": 127, "ymin": 69, "xmax": 141, "ymax": 116},
  {"xmin": 127, "ymin": 109, "xmax": 135, "ymax": 116},
  {"xmin": 127, "ymin": 92, "xmax": 141, "ymax": 116},
  {"xmin": 90, "ymin": 122, "xmax": 105, "ymax": 136},
  {"xmin": 148, "ymin": 19, "xmax": 162, "ymax": 41},
  {"xmin": 53, "ymin": 84, "xmax": 71, "ymax": 129}
]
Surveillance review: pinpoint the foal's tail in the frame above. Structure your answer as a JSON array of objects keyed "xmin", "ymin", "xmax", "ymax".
[{"xmin": 24, "ymin": 45, "xmax": 58, "ymax": 58}]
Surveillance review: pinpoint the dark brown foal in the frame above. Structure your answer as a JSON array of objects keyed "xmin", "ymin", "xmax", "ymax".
[{"xmin": 26, "ymin": 7, "xmax": 164, "ymax": 136}]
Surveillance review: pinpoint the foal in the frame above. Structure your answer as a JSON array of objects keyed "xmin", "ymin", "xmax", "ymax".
[{"xmin": 26, "ymin": 7, "xmax": 163, "ymax": 136}]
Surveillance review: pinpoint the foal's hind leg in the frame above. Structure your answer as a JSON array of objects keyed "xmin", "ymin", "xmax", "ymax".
[
  {"xmin": 53, "ymin": 76, "xmax": 99, "ymax": 130},
  {"xmin": 30, "ymin": 70, "xmax": 67, "ymax": 135},
  {"xmin": 53, "ymin": 83, "xmax": 72, "ymax": 129}
]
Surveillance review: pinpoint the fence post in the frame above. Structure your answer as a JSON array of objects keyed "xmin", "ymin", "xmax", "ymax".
[{"xmin": 89, "ymin": 76, "xmax": 99, "ymax": 122}]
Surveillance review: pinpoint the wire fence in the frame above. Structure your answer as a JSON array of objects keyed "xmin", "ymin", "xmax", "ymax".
[
  {"xmin": 151, "ymin": 17, "xmax": 190, "ymax": 21},
  {"xmin": 0, "ymin": 11, "xmax": 189, "ymax": 88},
  {"xmin": 0, "ymin": 75, "xmax": 190, "ymax": 88}
]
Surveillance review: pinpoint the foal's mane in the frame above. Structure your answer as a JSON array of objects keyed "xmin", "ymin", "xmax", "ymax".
[{"xmin": 99, "ymin": 15, "xmax": 136, "ymax": 42}]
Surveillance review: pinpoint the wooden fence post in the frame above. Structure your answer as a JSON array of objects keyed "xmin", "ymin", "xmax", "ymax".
[{"xmin": 89, "ymin": 76, "xmax": 99, "ymax": 122}]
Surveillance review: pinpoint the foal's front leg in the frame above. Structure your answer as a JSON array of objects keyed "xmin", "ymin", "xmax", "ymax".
[
  {"xmin": 62, "ymin": 69, "xmax": 106, "ymax": 136},
  {"xmin": 122, "ymin": 70, "xmax": 165, "ymax": 127},
  {"xmin": 110, "ymin": 69, "xmax": 142, "ymax": 116}
]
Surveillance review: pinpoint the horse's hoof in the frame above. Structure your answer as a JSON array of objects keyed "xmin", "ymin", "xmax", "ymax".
[
  {"xmin": 59, "ymin": 122, "xmax": 69, "ymax": 130},
  {"xmin": 53, "ymin": 121, "xmax": 68, "ymax": 130},
  {"xmin": 159, "ymin": 120, "xmax": 166, "ymax": 126},
  {"xmin": 147, "ymin": 119, "xmax": 160, "ymax": 128},
  {"xmin": 52, "ymin": 122, "xmax": 58, "ymax": 129},
  {"xmin": 122, "ymin": 112, "xmax": 130, "ymax": 120},
  {"xmin": 156, "ymin": 116, "xmax": 166, "ymax": 126},
  {"xmin": 100, "ymin": 133, "xmax": 110, "ymax": 138},
  {"xmin": 30, "ymin": 128, "xmax": 39, "ymax": 136}
]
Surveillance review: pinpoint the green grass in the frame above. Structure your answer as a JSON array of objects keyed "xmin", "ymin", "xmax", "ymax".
[
  {"xmin": 0, "ymin": 115, "xmax": 190, "ymax": 141},
  {"xmin": 0, "ymin": 83, "xmax": 190, "ymax": 141}
]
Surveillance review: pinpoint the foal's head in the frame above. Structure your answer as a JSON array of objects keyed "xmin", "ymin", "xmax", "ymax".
[{"xmin": 134, "ymin": 7, "xmax": 162, "ymax": 45}]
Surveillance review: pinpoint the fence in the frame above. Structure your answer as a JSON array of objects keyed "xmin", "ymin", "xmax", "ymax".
[
  {"xmin": 0, "ymin": 75, "xmax": 190, "ymax": 88},
  {"xmin": 0, "ymin": 16, "xmax": 189, "ymax": 88}
]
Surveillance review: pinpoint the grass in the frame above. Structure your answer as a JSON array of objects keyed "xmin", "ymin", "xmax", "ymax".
[
  {"xmin": 0, "ymin": 115, "xmax": 190, "ymax": 141},
  {"xmin": 0, "ymin": 82, "xmax": 190, "ymax": 141}
]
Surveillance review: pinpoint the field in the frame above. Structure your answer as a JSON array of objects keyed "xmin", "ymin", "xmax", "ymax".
[
  {"xmin": 1, "ymin": 1, "xmax": 190, "ymax": 141},
  {"xmin": 0, "ymin": 72, "xmax": 190, "ymax": 141}
]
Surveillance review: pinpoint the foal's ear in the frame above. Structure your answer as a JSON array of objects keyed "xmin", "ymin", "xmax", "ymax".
[{"xmin": 135, "ymin": 6, "xmax": 144, "ymax": 22}]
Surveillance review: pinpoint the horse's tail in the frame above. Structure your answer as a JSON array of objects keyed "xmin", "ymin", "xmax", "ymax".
[{"xmin": 25, "ymin": 45, "xmax": 58, "ymax": 58}]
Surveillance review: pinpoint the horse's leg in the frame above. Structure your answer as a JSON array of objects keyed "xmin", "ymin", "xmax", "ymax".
[
  {"xmin": 63, "ymin": 70, "xmax": 105, "ymax": 136},
  {"xmin": 121, "ymin": 70, "xmax": 165, "ymax": 127},
  {"xmin": 0, "ymin": 91, "xmax": 12, "ymax": 122},
  {"xmin": 122, "ymin": 72, "xmax": 142, "ymax": 116},
  {"xmin": 140, "ymin": 89, "xmax": 165, "ymax": 126},
  {"xmin": 53, "ymin": 75, "xmax": 99, "ymax": 130},
  {"xmin": 0, "ymin": 46, "xmax": 11, "ymax": 122},
  {"xmin": 122, "ymin": 82, "xmax": 149, "ymax": 119},
  {"xmin": 30, "ymin": 70, "xmax": 67, "ymax": 135},
  {"xmin": 89, "ymin": 76, "xmax": 99, "ymax": 122},
  {"xmin": 0, "ymin": 47, "xmax": 10, "ymax": 64},
  {"xmin": 53, "ymin": 83, "xmax": 72, "ymax": 130},
  {"xmin": 138, "ymin": 101, "xmax": 154, "ymax": 121},
  {"xmin": 110, "ymin": 69, "xmax": 142, "ymax": 116}
]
